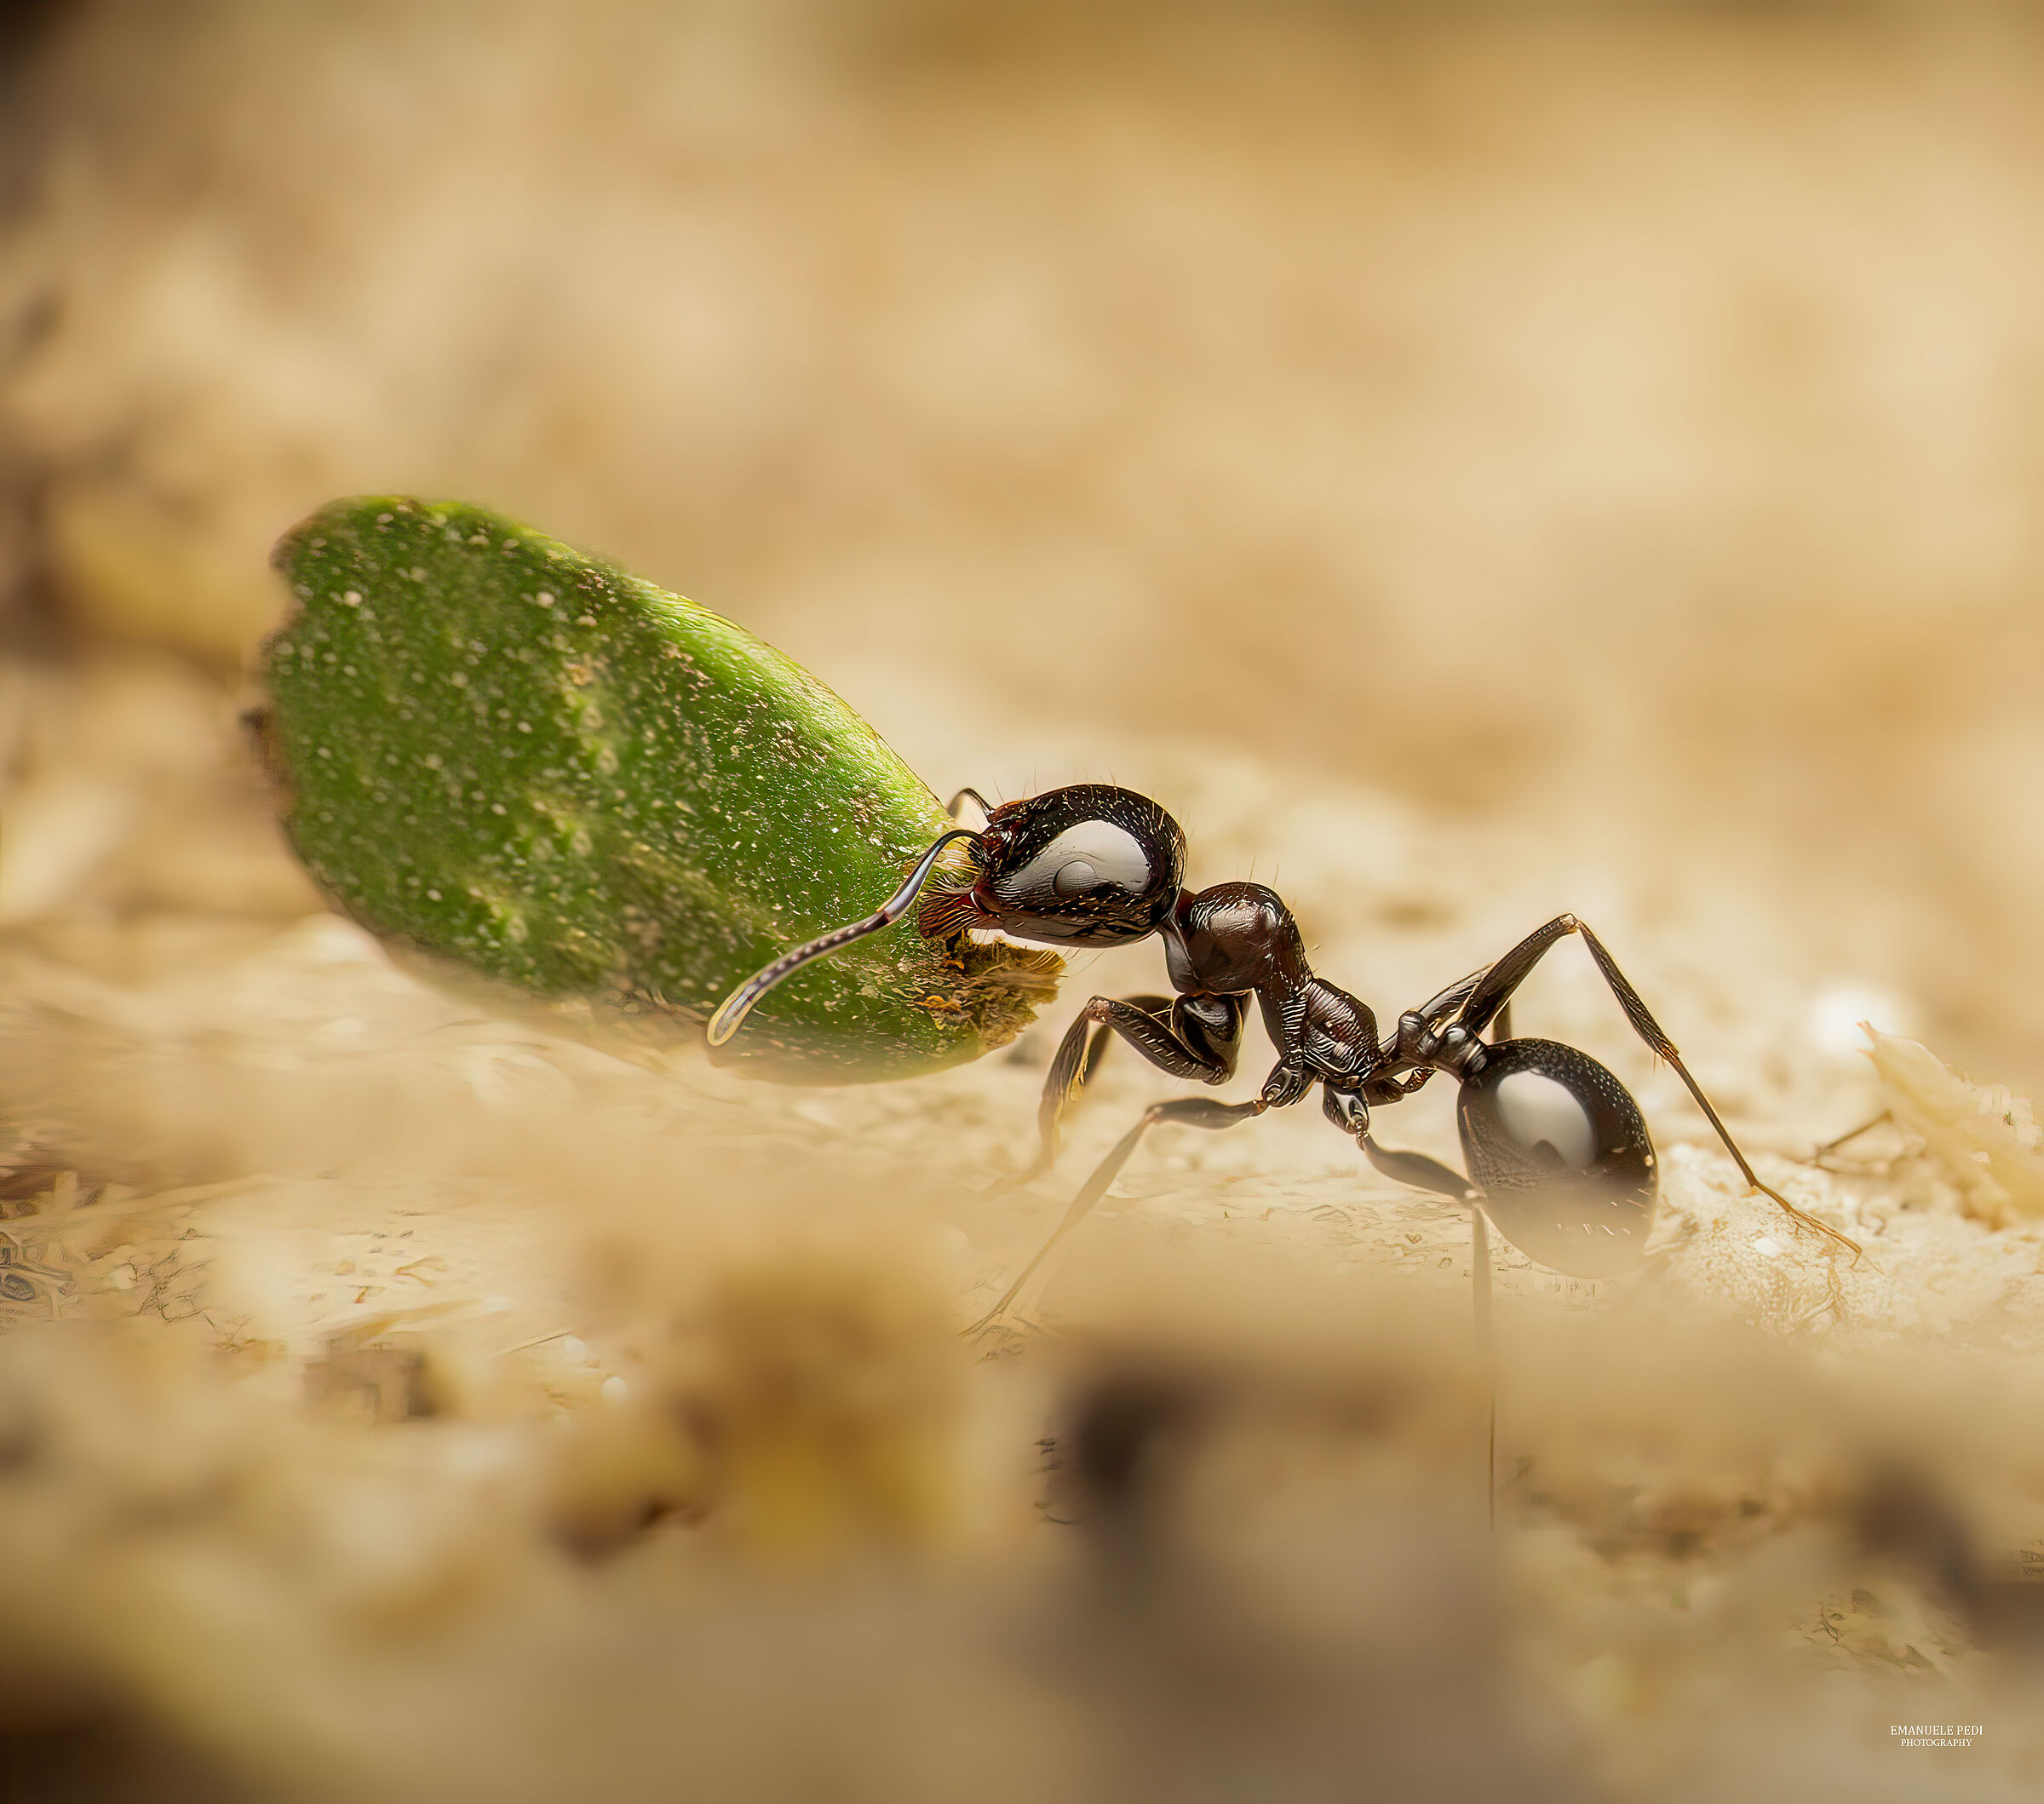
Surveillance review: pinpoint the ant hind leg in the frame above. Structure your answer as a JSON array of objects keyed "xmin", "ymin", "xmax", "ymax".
[{"xmin": 1457, "ymin": 915, "xmax": 1862, "ymax": 1261}]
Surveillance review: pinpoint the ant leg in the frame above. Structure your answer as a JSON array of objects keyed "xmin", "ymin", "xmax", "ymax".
[
  {"xmin": 968, "ymin": 1094, "xmax": 1268, "ymax": 1336},
  {"xmin": 989, "ymin": 991, "xmax": 1249, "ymax": 1195},
  {"xmin": 1458, "ymin": 916, "xmax": 1862, "ymax": 1260},
  {"xmin": 1358, "ymin": 1136, "xmax": 1478, "ymax": 1202},
  {"xmin": 1472, "ymin": 1205, "xmax": 1496, "ymax": 1533},
  {"xmin": 1813, "ymin": 1110, "xmax": 1892, "ymax": 1159},
  {"xmin": 1074, "ymin": 997, "xmax": 1171, "ymax": 1085},
  {"xmin": 1450, "ymin": 915, "xmax": 1576, "ymax": 1038},
  {"xmin": 1571, "ymin": 921, "xmax": 1863, "ymax": 1259},
  {"xmin": 985, "ymin": 994, "xmax": 1173, "ymax": 1197},
  {"xmin": 1346, "ymin": 1118, "xmax": 1496, "ymax": 1527},
  {"xmin": 1370, "ymin": 1158, "xmax": 1498, "ymax": 1530},
  {"xmin": 1378, "ymin": 966, "xmax": 1485, "ymax": 1074},
  {"xmin": 1411, "ymin": 966, "xmax": 1486, "ymax": 1026}
]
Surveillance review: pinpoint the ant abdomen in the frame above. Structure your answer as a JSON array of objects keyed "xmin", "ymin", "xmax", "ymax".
[{"xmin": 1456, "ymin": 1039, "xmax": 1657, "ymax": 1278}]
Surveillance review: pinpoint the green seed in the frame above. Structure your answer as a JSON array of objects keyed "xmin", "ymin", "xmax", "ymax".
[{"xmin": 256, "ymin": 497, "xmax": 1061, "ymax": 1083}]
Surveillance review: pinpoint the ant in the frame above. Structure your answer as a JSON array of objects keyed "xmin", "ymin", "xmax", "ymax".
[{"xmin": 709, "ymin": 783, "xmax": 1862, "ymax": 1331}]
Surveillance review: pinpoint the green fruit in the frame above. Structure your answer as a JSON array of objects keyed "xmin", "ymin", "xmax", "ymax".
[{"xmin": 256, "ymin": 498, "xmax": 1061, "ymax": 1083}]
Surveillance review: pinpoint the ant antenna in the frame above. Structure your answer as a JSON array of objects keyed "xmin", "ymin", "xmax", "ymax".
[{"xmin": 706, "ymin": 828, "xmax": 982, "ymax": 1046}]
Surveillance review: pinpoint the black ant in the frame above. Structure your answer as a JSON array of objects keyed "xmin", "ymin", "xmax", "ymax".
[{"xmin": 709, "ymin": 783, "xmax": 1862, "ymax": 1330}]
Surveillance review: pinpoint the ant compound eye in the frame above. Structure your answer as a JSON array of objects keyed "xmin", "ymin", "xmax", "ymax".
[
  {"xmin": 1456, "ymin": 1039, "xmax": 1656, "ymax": 1278},
  {"xmin": 975, "ymin": 784, "xmax": 1186, "ymax": 945}
]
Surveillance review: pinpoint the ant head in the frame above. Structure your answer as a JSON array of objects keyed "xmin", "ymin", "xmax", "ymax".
[
  {"xmin": 709, "ymin": 784, "xmax": 1185, "ymax": 1051},
  {"xmin": 961, "ymin": 784, "xmax": 1186, "ymax": 946}
]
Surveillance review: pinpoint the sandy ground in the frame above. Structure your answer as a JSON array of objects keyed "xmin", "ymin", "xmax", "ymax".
[{"xmin": 2, "ymin": 3, "xmax": 2044, "ymax": 1799}]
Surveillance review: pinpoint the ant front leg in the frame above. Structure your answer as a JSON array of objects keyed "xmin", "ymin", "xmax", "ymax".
[
  {"xmin": 1459, "ymin": 915, "xmax": 1862, "ymax": 1261},
  {"xmin": 988, "ymin": 991, "xmax": 1249, "ymax": 1196}
]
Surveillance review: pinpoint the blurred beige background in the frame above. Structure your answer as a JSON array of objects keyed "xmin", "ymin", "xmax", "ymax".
[
  {"xmin": 3, "ymin": 0, "xmax": 2042, "ymax": 1080},
  {"xmin": 6, "ymin": 12, "xmax": 2044, "ymax": 1795}
]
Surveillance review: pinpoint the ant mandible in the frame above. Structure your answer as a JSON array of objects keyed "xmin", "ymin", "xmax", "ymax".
[{"xmin": 708, "ymin": 783, "xmax": 1862, "ymax": 1326}]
